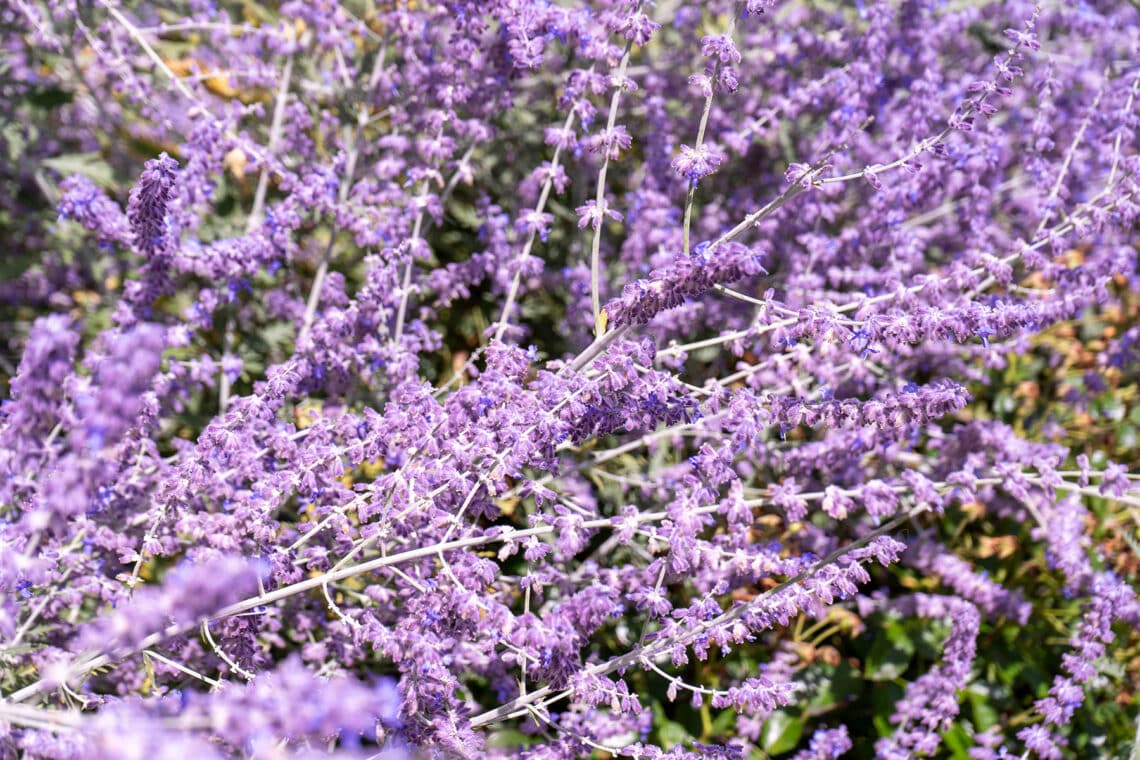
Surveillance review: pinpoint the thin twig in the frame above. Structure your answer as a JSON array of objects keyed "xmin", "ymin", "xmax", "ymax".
[
  {"xmin": 297, "ymin": 41, "xmax": 388, "ymax": 346},
  {"xmin": 588, "ymin": 3, "xmax": 643, "ymax": 337}
]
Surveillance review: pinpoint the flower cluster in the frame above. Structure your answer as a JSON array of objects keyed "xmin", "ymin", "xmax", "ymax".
[
  {"xmin": 1, "ymin": 0, "xmax": 1138, "ymax": 757},
  {"xmin": 605, "ymin": 242, "xmax": 767, "ymax": 328},
  {"xmin": 876, "ymin": 595, "xmax": 981, "ymax": 759}
]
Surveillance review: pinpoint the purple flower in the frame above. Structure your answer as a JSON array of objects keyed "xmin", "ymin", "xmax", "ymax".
[
  {"xmin": 672, "ymin": 143, "xmax": 725, "ymax": 184},
  {"xmin": 127, "ymin": 153, "xmax": 179, "ymax": 259},
  {"xmin": 605, "ymin": 242, "xmax": 766, "ymax": 328},
  {"xmin": 876, "ymin": 595, "xmax": 980, "ymax": 758},
  {"xmin": 576, "ymin": 199, "xmax": 623, "ymax": 230},
  {"xmin": 700, "ymin": 35, "xmax": 742, "ymax": 65},
  {"xmin": 4, "ymin": 1, "xmax": 1139, "ymax": 756},
  {"xmin": 791, "ymin": 726, "xmax": 852, "ymax": 760},
  {"xmin": 57, "ymin": 176, "xmax": 131, "ymax": 246},
  {"xmin": 76, "ymin": 555, "xmax": 264, "ymax": 654}
]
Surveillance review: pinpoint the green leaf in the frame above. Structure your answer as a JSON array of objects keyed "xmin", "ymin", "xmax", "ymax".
[
  {"xmin": 42, "ymin": 152, "xmax": 115, "ymax": 189},
  {"xmin": 486, "ymin": 729, "xmax": 536, "ymax": 749},
  {"xmin": 710, "ymin": 707, "xmax": 738, "ymax": 736},
  {"xmin": 871, "ymin": 681, "xmax": 905, "ymax": 737},
  {"xmin": 941, "ymin": 722, "xmax": 974, "ymax": 760},
  {"xmin": 445, "ymin": 199, "xmax": 481, "ymax": 230},
  {"xmin": 27, "ymin": 87, "xmax": 74, "ymax": 109},
  {"xmin": 966, "ymin": 683, "xmax": 999, "ymax": 731},
  {"xmin": 760, "ymin": 710, "xmax": 804, "ymax": 756},
  {"xmin": 1117, "ymin": 424, "xmax": 1137, "ymax": 451},
  {"xmin": 914, "ymin": 619, "xmax": 951, "ymax": 659},
  {"xmin": 2, "ymin": 122, "xmax": 30, "ymax": 162},
  {"xmin": 652, "ymin": 702, "xmax": 693, "ymax": 749},
  {"xmin": 804, "ymin": 660, "xmax": 862, "ymax": 715},
  {"xmin": 864, "ymin": 619, "xmax": 915, "ymax": 681}
]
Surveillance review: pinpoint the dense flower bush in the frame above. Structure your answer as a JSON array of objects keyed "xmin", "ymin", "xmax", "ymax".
[{"xmin": 2, "ymin": 0, "xmax": 1140, "ymax": 757}]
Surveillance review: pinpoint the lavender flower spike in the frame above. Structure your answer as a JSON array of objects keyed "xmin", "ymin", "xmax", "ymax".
[
  {"xmin": 127, "ymin": 152, "xmax": 179, "ymax": 259},
  {"xmin": 605, "ymin": 241, "xmax": 767, "ymax": 328}
]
